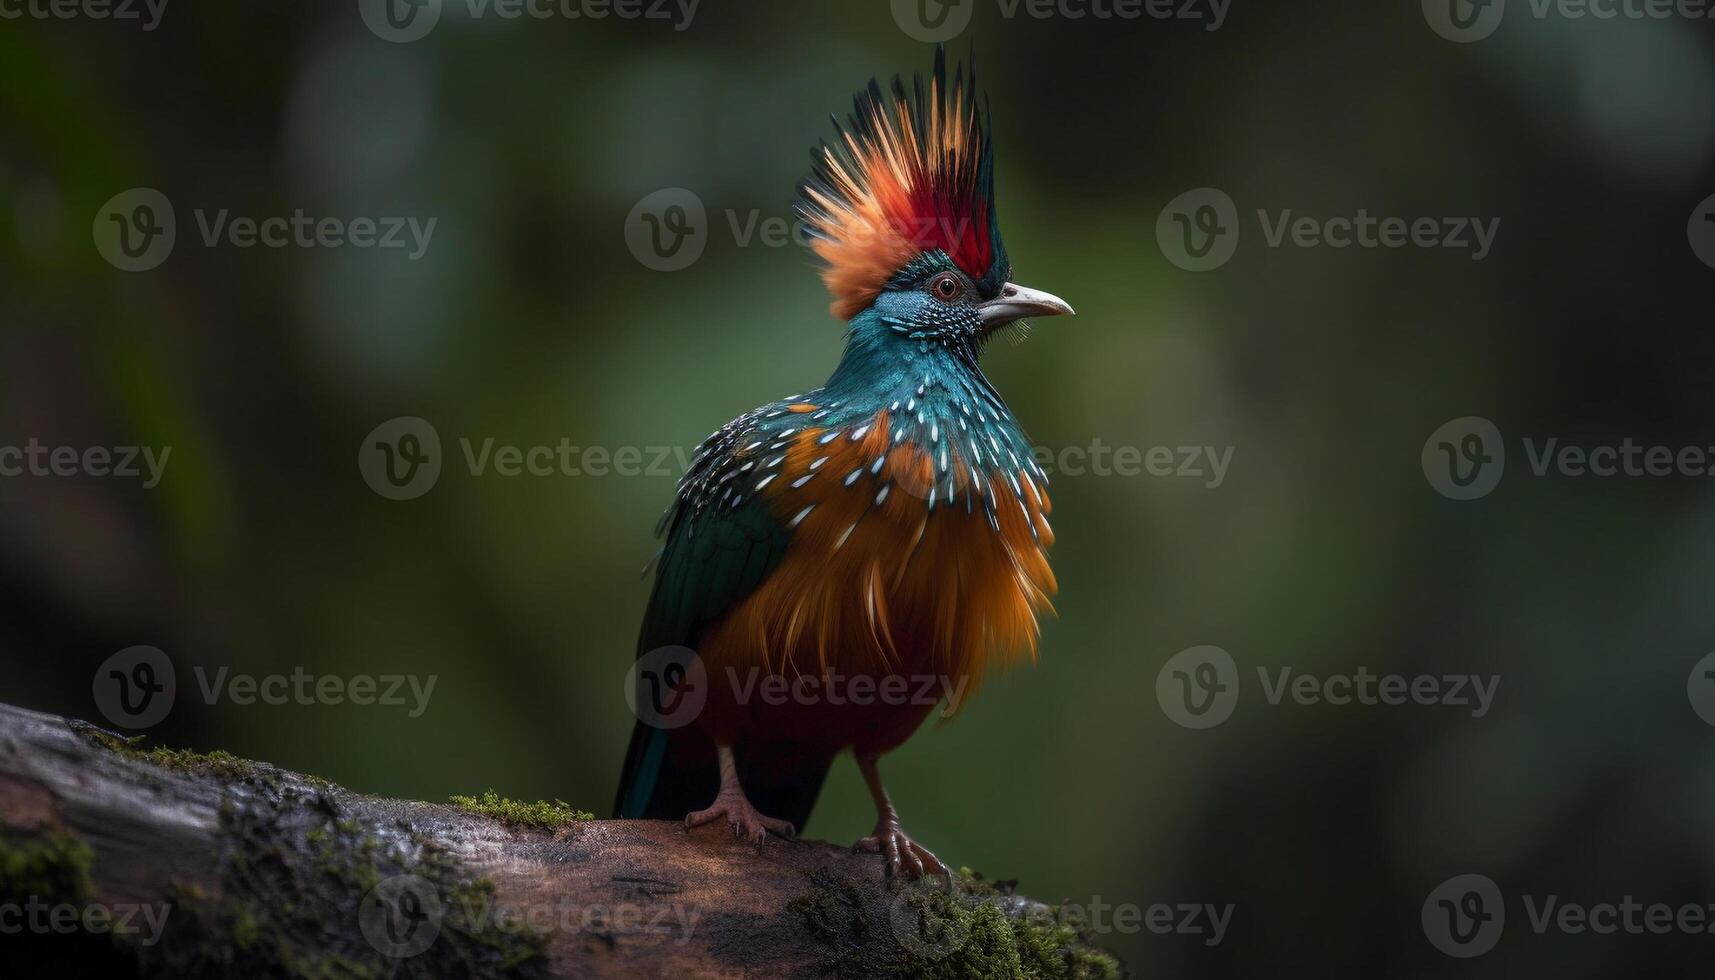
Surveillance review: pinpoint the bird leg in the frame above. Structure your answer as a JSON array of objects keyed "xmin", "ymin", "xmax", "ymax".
[
  {"xmin": 851, "ymin": 753, "xmax": 948, "ymax": 880},
  {"xmin": 685, "ymin": 742, "xmax": 796, "ymax": 847}
]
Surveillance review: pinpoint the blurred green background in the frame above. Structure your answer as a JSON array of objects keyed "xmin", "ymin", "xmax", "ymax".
[{"xmin": 4, "ymin": 1, "xmax": 1715, "ymax": 975}]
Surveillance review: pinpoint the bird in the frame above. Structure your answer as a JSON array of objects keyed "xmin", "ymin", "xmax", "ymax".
[{"xmin": 613, "ymin": 47, "xmax": 1072, "ymax": 880}]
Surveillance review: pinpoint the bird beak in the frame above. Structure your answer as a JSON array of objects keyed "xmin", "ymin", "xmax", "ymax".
[{"xmin": 977, "ymin": 282, "xmax": 1075, "ymax": 327}]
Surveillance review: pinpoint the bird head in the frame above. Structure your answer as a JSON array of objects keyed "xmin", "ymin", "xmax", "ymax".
[{"xmin": 796, "ymin": 48, "xmax": 1072, "ymax": 354}]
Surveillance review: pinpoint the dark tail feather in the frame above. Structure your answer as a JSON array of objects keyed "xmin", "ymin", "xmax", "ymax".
[
  {"xmin": 614, "ymin": 722, "xmax": 714, "ymax": 819},
  {"xmin": 743, "ymin": 756, "xmax": 833, "ymax": 833},
  {"xmin": 614, "ymin": 723, "xmax": 834, "ymax": 832}
]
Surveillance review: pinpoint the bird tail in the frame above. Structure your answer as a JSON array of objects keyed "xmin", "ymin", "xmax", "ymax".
[
  {"xmin": 743, "ymin": 751, "xmax": 833, "ymax": 833},
  {"xmin": 613, "ymin": 722, "xmax": 712, "ymax": 820}
]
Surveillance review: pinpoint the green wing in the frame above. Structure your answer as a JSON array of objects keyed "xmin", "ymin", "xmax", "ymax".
[{"xmin": 614, "ymin": 410, "xmax": 795, "ymax": 817}]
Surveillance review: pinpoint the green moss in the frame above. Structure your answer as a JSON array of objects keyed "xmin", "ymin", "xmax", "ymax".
[
  {"xmin": 447, "ymin": 790, "xmax": 592, "ymax": 830},
  {"xmin": 791, "ymin": 866, "xmax": 1122, "ymax": 980},
  {"xmin": 231, "ymin": 908, "xmax": 261, "ymax": 951},
  {"xmin": 0, "ymin": 830, "xmax": 137, "ymax": 972},
  {"xmin": 58, "ymin": 719, "xmax": 543, "ymax": 977},
  {"xmin": 145, "ymin": 785, "xmax": 548, "ymax": 979},
  {"xmin": 0, "ymin": 831, "xmax": 95, "ymax": 904},
  {"xmin": 134, "ymin": 745, "xmax": 255, "ymax": 779},
  {"xmin": 72, "ymin": 721, "xmax": 259, "ymax": 780}
]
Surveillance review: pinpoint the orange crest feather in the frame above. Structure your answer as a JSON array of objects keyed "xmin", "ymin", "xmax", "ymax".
[{"xmin": 796, "ymin": 48, "xmax": 1007, "ymax": 320}]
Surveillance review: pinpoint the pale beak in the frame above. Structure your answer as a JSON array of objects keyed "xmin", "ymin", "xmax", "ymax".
[{"xmin": 977, "ymin": 282, "xmax": 1075, "ymax": 327}]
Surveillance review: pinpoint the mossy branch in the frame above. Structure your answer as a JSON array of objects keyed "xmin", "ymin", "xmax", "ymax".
[{"xmin": 0, "ymin": 702, "xmax": 1123, "ymax": 978}]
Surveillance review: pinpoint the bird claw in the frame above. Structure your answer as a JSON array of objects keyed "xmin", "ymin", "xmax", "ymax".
[
  {"xmin": 853, "ymin": 821, "xmax": 947, "ymax": 880},
  {"xmin": 686, "ymin": 793, "xmax": 796, "ymax": 848}
]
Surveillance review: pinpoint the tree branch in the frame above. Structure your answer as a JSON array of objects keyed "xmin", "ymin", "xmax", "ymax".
[{"xmin": 0, "ymin": 702, "xmax": 1123, "ymax": 978}]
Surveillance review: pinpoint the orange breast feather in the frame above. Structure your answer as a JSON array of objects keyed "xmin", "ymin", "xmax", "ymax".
[{"xmin": 695, "ymin": 410, "xmax": 1055, "ymax": 710}]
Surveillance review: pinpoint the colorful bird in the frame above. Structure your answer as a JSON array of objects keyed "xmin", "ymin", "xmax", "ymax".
[{"xmin": 614, "ymin": 48, "xmax": 1072, "ymax": 879}]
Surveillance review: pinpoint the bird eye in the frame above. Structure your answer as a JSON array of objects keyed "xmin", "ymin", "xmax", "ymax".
[{"xmin": 929, "ymin": 272, "xmax": 964, "ymax": 302}]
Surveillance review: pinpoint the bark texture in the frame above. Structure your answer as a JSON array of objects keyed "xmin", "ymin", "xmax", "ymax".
[{"xmin": 0, "ymin": 702, "xmax": 1123, "ymax": 979}]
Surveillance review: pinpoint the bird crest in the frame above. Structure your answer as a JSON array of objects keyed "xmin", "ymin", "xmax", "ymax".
[{"xmin": 797, "ymin": 47, "xmax": 1009, "ymax": 320}]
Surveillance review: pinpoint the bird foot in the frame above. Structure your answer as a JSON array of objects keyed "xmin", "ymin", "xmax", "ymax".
[
  {"xmin": 686, "ymin": 791, "xmax": 796, "ymax": 847},
  {"xmin": 853, "ymin": 820, "xmax": 948, "ymax": 880}
]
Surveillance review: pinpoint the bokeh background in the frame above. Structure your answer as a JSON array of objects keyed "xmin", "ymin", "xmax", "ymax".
[{"xmin": 5, "ymin": 1, "xmax": 1715, "ymax": 975}]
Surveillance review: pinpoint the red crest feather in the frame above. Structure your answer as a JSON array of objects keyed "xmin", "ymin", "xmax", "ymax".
[{"xmin": 796, "ymin": 48, "xmax": 1008, "ymax": 320}]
